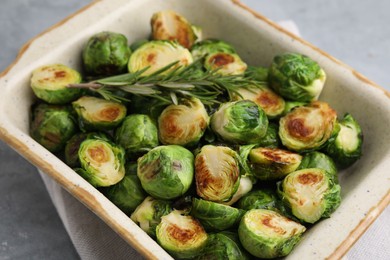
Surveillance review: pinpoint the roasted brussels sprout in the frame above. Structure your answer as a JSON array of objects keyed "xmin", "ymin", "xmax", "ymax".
[
  {"xmin": 297, "ymin": 151, "xmax": 338, "ymax": 183},
  {"xmin": 268, "ymin": 53, "xmax": 326, "ymax": 102},
  {"xmin": 325, "ymin": 113, "xmax": 363, "ymax": 168},
  {"xmin": 233, "ymin": 85, "xmax": 285, "ymax": 119},
  {"xmin": 210, "ymin": 100, "xmax": 268, "ymax": 144},
  {"xmin": 236, "ymin": 189, "xmax": 278, "ymax": 211},
  {"xmin": 78, "ymin": 138, "xmax": 125, "ymax": 187},
  {"xmin": 72, "ymin": 96, "xmax": 127, "ymax": 131},
  {"xmin": 30, "ymin": 64, "xmax": 82, "ymax": 104},
  {"xmin": 30, "ymin": 103, "xmax": 77, "ymax": 153},
  {"xmin": 115, "ymin": 114, "xmax": 158, "ymax": 157},
  {"xmin": 64, "ymin": 132, "xmax": 109, "ymax": 167},
  {"xmin": 197, "ymin": 231, "xmax": 250, "ymax": 260},
  {"xmin": 82, "ymin": 31, "xmax": 131, "ymax": 76},
  {"xmin": 204, "ymin": 52, "xmax": 247, "ymax": 75},
  {"xmin": 195, "ymin": 145, "xmax": 240, "ymax": 202},
  {"xmin": 130, "ymin": 196, "xmax": 172, "ymax": 237},
  {"xmin": 104, "ymin": 162, "xmax": 147, "ymax": 215},
  {"xmin": 249, "ymin": 147, "xmax": 302, "ymax": 181},
  {"xmin": 277, "ymin": 168, "xmax": 341, "ymax": 224},
  {"xmin": 128, "ymin": 40, "xmax": 193, "ymax": 76},
  {"xmin": 279, "ymin": 101, "xmax": 337, "ymax": 151},
  {"xmin": 151, "ymin": 10, "xmax": 198, "ymax": 49},
  {"xmin": 238, "ymin": 209, "xmax": 306, "ymax": 258},
  {"xmin": 156, "ymin": 210, "xmax": 208, "ymax": 259},
  {"xmin": 137, "ymin": 145, "xmax": 194, "ymax": 199},
  {"xmin": 158, "ymin": 98, "xmax": 209, "ymax": 146},
  {"xmin": 191, "ymin": 39, "xmax": 236, "ymax": 60},
  {"xmin": 245, "ymin": 65, "xmax": 268, "ymax": 81},
  {"xmin": 190, "ymin": 198, "xmax": 244, "ymax": 231}
]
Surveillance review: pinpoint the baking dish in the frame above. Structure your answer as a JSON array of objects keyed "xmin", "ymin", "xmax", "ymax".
[{"xmin": 0, "ymin": 0, "xmax": 389, "ymax": 259}]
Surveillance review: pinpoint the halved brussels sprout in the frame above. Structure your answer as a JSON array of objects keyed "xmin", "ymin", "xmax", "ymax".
[
  {"xmin": 279, "ymin": 101, "xmax": 337, "ymax": 151},
  {"xmin": 297, "ymin": 151, "xmax": 338, "ymax": 183},
  {"xmin": 191, "ymin": 39, "xmax": 236, "ymax": 60},
  {"xmin": 137, "ymin": 145, "xmax": 194, "ymax": 200},
  {"xmin": 64, "ymin": 132, "xmax": 109, "ymax": 167},
  {"xmin": 238, "ymin": 209, "xmax": 306, "ymax": 258},
  {"xmin": 128, "ymin": 40, "xmax": 193, "ymax": 76},
  {"xmin": 233, "ymin": 85, "xmax": 285, "ymax": 119},
  {"xmin": 204, "ymin": 52, "xmax": 247, "ymax": 75},
  {"xmin": 268, "ymin": 53, "xmax": 326, "ymax": 102},
  {"xmin": 236, "ymin": 189, "xmax": 278, "ymax": 211},
  {"xmin": 195, "ymin": 145, "xmax": 240, "ymax": 202},
  {"xmin": 158, "ymin": 97, "xmax": 209, "ymax": 146},
  {"xmin": 78, "ymin": 138, "xmax": 125, "ymax": 187},
  {"xmin": 197, "ymin": 232, "xmax": 250, "ymax": 260},
  {"xmin": 82, "ymin": 31, "xmax": 131, "ymax": 76},
  {"xmin": 277, "ymin": 168, "xmax": 341, "ymax": 224},
  {"xmin": 115, "ymin": 114, "xmax": 159, "ymax": 157},
  {"xmin": 72, "ymin": 96, "xmax": 127, "ymax": 131},
  {"xmin": 190, "ymin": 198, "xmax": 245, "ymax": 231},
  {"xmin": 156, "ymin": 210, "xmax": 208, "ymax": 259},
  {"xmin": 30, "ymin": 103, "xmax": 77, "ymax": 153},
  {"xmin": 104, "ymin": 162, "xmax": 147, "ymax": 215},
  {"xmin": 249, "ymin": 147, "xmax": 302, "ymax": 181},
  {"xmin": 245, "ymin": 65, "xmax": 268, "ymax": 81},
  {"xmin": 151, "ymin": 10, "xmax": 198, "ymax": 49},
  {"xmin": 325, "ymin": 113, "xmax": 363, "ymax": 168},
  {"xmin": 210, "ymin": 100, "xmax": 268, "ymax": 144},
  {"xmin": 30, "ymin": 64, "xmax": 82, "ymax": 104},
  {"xmin": 130, "ymin": 196, "xmax": 172, "ymax": 237}
]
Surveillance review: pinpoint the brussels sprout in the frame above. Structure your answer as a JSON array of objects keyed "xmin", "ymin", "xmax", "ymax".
[
  {"xmin": 128, "ymin": 40, "xmax": 193, "ymax": 76},
  {"xmin": 78, "ymin": 138, "xmax": 125, "ymax": 187},
  {"xmin": 72, "ymin": 96, "xmax": 127, "ymax": 131},
  {"xmin": 238, "ymin": 209, "xmax": 306, "ymax": 258},
  {"xmin": 222, "ymin": 175, "xmax": 253, "ymax": 206},
  {"xmin": 190, "ymin": 198, "xmax": 245, "ymax": 231},
  {"xmin": 197, "ymin": 232, "xmax": 250, "ymax": 260},
  {"xmin": 245, "ymin": 65, "xmax": 268, "ymax": 81},
  {"xmin": 248, "ymin": 147, "xmax": 302, "ymax": 181},
  {"xmin": 233, "ymin": 85, "xmax": 285, "ymax": 119},
  {"xmin": 158, "ymin": 98, "xmax": 209, "ymax": 146},
  {"xmin": 195, "ymin": 145, "xmax": 240, "ymax": 202},
  {"xmin": 137, "ymin": 145, "xmax": 194, "ymax": 199},
  {"xmin": 151, "ymin": 10, "xmax": 198, "ymax": 49},
  {"xmin": 210, "ymin": 100, "xmax": 268, "ymax": 144},
  {"xmin": 130, "ymin": 196, "xmax": 172, "ymax": 237},
  {"xmin": 258, "ymin": 122, "xmax": 281, "ymax": 148},
  {"xmin": 268, "ymin": 53, "xmax": 326, "ymax": 102},
  {"xmin": 64, "ymin": 132, "xmax": 109, "ymax": 167},
  {"xmin": 104, "ymin": 162, "xmax": 147, "ymax": 215},
  {"xmin": 297, "ymin": 151, "xmax": 338, "ymax": 183},
  {"xmin": 30, "ymin": 103, "xmax": 77, "ymax": 153},
  {"xmin": 191, "ymin": 39, "xmax": 236, "ymax": 60},
  {"xmin": 30, "ymin": 64, "xmax": 82, "ymax": 104},
  {"xmin": 156, "ymin": 210, "xmax": 208, "ymax": 259},
  {"xmin": 236, "ymin": 189, "xmax": 278, "ymax": 211},
  {"xmin": 325, "ymin": 113, "xmax": 363, "ymax": 168},
  {"xmin": 279, "ymin": 101, "xmax": 337, "ymax": 151},
  {"xmin": 277, "ymin": 168, "xmax": 341, "ymax": 224},
  {"xmin": 204, "ymin": 52, "xmax": 247, "ymax": 75},
  {"xmin": 115, "ymin": 114, "xmax": 158, "ymax": 157},
  {"xmin": 82, "ymin": 31, "xmax": 131, "ymax": 76},
  {"xmin": 282, "ymin": 100, "xmax": 307, "ymax": 116}
]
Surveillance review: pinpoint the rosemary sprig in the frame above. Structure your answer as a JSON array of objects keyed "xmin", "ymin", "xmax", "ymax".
[{"xmin": 67, "ymin": 60, "xmax": 265, "ymax": 105}]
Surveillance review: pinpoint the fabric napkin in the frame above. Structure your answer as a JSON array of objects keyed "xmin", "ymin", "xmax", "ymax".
[{"xmin": 39, "ymin": 21, "xmax": 389, "ymax": 260}]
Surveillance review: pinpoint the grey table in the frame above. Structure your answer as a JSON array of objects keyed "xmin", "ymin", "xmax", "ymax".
[{"xmin": 0, "ymin": 0, "xmax": 389, "ymax": 259}]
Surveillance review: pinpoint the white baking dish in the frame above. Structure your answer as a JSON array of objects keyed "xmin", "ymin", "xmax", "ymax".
[{"xmin": 0, "ymin": 0, "xmax": 389, "ymax": 259}]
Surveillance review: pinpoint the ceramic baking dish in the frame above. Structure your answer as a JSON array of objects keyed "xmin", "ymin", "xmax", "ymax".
[{"xmin": 0, "ymin": 0, "xmax": 389, "ymax": 259}]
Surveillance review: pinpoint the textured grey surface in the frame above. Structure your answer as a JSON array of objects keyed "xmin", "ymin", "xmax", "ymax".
[{"xmin": 0, "ymin": 0, "xmax": 389, "ymax": 259}]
